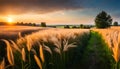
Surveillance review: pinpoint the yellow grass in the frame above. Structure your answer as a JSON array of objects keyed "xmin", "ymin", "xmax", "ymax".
[
  {"xmin": 0, "ymin": 58, "xmax": 5, "ymax": 69},
  {"xmin": 15, "ymin": 29, "xmax": 89, "ymax": 57},
  {"xmin": 10, "ymin": 40, "xmax": 21, "ymax": 53},
  {"xmin": 39, "ymin": 45, "xmax": 44, "ymax": 63},
  {"xmin": 26, "ymin": 37, "xmax": 33, "ymax": 52},
  {"xmin": 112, "ymin": 43, "xmax": 120, "ymax": 62},
  {"xmin": 2, "ymin": 40, "xmax": 14, "ymax": 66},
  {"xmin": 0, "ymin": 26, "xmax": 42, "ymax": 38},
  {"xmin": 43, "ymin": 45, "xmax": 52, "ymax": 55},
  {"xmin": 17, "ymin": 29, "xmax": 89, "ymax": 47},
  {"xmin": 92, "ymin": 27, "xmax": 120, "ymax": 62},
  {"xmin": 22, "ymin": 48, "xmax": 26, "ymax": 62},
  {"xmin": 34, "ymin": 55, "xmax": 42, "ymax": 69},
  {"xmin": 15, "ymin": 28, "xmax": 89, "ymax": 67},
  {"xmin": 1, "ymin": 28, "xmax": 89, "ymax": 69},
  {"xmin": 18, "ymin": 32, "xmax": 22, "ymax": 38}
]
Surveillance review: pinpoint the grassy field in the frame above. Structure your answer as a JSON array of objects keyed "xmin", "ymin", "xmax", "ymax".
[
  {"xmin": 0, "ymin": 26, "xmax": 90, "ymax": 69},
  {"xmin": 0, "ymin": 26, "xmax": 48, "ymax": 65},
  {"xmin": 92, "ymin": 28, "xmax": 120, "ymax": 69},
  {"xmin": 80, "ymin": 31, "xmax": 114, "ymax": 69},
  {"xmin": 0, "ymin": 26, "xmax": 47, "ymax": 40},
  {"xmin": 1, "ymin": 26, "xmax": 120, "ymax": 69}
]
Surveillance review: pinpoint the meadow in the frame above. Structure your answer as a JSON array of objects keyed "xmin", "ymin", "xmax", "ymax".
[
  {"xmin": 0, "ymin": 26, "xmax": 46, "ymax": 40},
  {"xmin": 0, "ymin": 26, "xmax": 120, "ymax": 69},
  {"xmin": 92, "ymin": 27, "xmax": 120, "ymax": 69}
]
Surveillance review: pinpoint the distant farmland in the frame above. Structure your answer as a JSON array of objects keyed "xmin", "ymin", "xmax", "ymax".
[{"xmin": 0, "ymin": 26, "xmax": 47, "ymax": 40}]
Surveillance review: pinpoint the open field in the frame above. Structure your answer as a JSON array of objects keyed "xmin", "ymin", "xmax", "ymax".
[
  {"xmin": 0, "ymin": 26, "xmax": 48, "ymax": 40},
  {"xmin": 0, "ymin": 27, "xmax": 90, "ymax": 69},
  {"xmin": 1, "ymin": 26, "xmax": 120, "ymax": 69},
  {"xmin": 0, "ymin": 0, "xmax": 119, "ymax": 68},
  {"xmin": 92, "ymin": 27, "xmax": 120, "ymax": 69},
  {"xmin": 92, "ymin": 27, "xmax": 120, "ymax": 48}
]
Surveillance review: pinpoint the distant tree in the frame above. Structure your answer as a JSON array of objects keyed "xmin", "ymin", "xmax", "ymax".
[
  {"xmin": 72, "ymin": 26, "xmax": 77, "ymax": 28},
  {"xmin": 80, "ymin": 24, "xmax": 84, "ymax": 28},
  {"xmin": 113, "ymin": 21, "xmax": 118, "ymax": 26},
  {"xmin": 16, "ymin": 22, "xmax": 19, "ymax": 25},
  {"xmin": 29, "ymin": 23, "xmax": 32, "ymax": 26},
  {"xmin": 41, "ymin": 22, "xmax": 46, "ymax": 27},
  {"xmin": 84, "ymin": 25, "xmax": 91, "ymax": 29},
  {"xmin": 95, "ymin": 11, "xmax": 112, "ymax": 28},
  {"xmin": 20, "ymin": 22, "xmax": 24, "ymax": 25},
  {"xmin": 24, "ymin": 23, "xmax": 28, "ymax": 25},
  {"xmin": 32, "ymin": 23, "xmax": 36, "ymax": 26},
  {"xmin": 64, "ymin": 25, "xmax": 70, "ymax": 28}
]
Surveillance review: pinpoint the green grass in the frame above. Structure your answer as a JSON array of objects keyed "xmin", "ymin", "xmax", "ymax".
[{"xmin": 80, "ymin": 31, "xmax": 114, "ymax": 69}]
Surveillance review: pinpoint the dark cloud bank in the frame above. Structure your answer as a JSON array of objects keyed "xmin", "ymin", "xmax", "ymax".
[
  {"xmin": 0, "ymin": 0, "xmax": 83, "ymax": 15},
  {"xmin": 0, "ymin": 0, "xmax": 119, "ymax": 15}
]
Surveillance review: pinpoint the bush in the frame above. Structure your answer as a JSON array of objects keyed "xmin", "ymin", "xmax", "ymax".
[{"xmin": 113, "ymin": 21, "xmax": 118, "ymax": 26}]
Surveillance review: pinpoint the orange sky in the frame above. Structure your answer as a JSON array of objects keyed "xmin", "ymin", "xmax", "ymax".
[
  {"xmin": 0, "ymin": 0, "xmax": 120, "ymax": 25},
  {"xmin": 0, "ymin": 10, "xmax": 94, "ymax": 25}
]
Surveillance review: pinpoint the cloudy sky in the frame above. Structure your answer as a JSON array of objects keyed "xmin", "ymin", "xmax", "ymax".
[{"xmin": 0, "ymin": 0, "xmax": 120, "ymax": 25}]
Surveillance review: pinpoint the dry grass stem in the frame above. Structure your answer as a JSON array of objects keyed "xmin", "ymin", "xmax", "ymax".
[
  {"xmin": 22, "ymin": 48, "xmax": 26, "ymax": 62},
  {"xmin": 34, "ymin": 55, "xmax": 42, "ymax": 69},
  {"xmin": 2, "ymin": 40, "xmax": 14, "ymax": 66},
  {"xmin": 40, "ymin": 45, "xmax": 44, "ymax": 63},
  {"xmin": 0, "ymin": 58, "xmax": 5, "ymax": 69}
]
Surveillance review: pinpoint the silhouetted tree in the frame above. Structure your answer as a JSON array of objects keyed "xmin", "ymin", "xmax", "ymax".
[
  {"xmin": 95, "ymin": 11, "xmax": 112, "ymax": 28},
  {"xmin": 80, "ymin": 24, "xmax": 84, "ymax": 28},
  {"xmin": 0, "ymin": 22, "xmax": 7, "ymax": 25},
  {"xmin": 64, "ymin": 25, "xmax": 70, "ymax": 28},
  {"xmin": 28, "ymin": 23, "xmax": 31, "ymax": 25},
  {"xmin": 16, "ymin": 22, "xmax": 19, "ymax": 25},
  {"xmin": 84, "ymin": 25, "xmax": 91, "ymax": 29},
  {"xmin": 21, "ymin": 22, "xmax": 23, "ymax": 25},
  {"xmin": 32, "ymin": 23, "xmax": 36, "ymax": 26},
  {"xmin": 113, "ymin": 21, "xmax": 118, "ymax": 26},
  {"xmin": 72, "ymin": 26, "xmax": 77, "ymax": 28},
  {"xmin": 41, "ymin": 22, "xmax": 46, "ymax": 27}
]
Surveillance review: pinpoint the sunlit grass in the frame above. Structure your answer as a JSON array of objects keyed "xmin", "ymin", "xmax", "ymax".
[
  {"xmin": 2, "ymin": 40, "xmax": 14, "ymax": 66},
  {"xmin": 0, "ymin": 58, "xmax": 5, "ymax": 69},
  {"xmin": 0, "ymin": 28, "xmax": 90, "ymax": 69},
  {"xmin": 92, "ymin": 28, "xmax": 120, "ymax": 69}
]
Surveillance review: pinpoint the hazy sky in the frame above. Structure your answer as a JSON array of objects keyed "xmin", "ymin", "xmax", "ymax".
[{"xmin": 0, "ymin": 0, "xmax": 120, "ymax": 25}]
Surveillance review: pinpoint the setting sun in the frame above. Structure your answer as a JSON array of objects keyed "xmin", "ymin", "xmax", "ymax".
[{"xmin": 7, "ymin": 17, "xmax": 13, "ymax": 23}]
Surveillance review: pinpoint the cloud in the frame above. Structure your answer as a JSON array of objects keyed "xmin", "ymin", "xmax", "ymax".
[
  {"xmin": 0, "ymin": 0, "xmax": 84, "ymax": 15},
  {"xmin": 0, "ymin": 0, "xmax": 120, "ymax": 16}
]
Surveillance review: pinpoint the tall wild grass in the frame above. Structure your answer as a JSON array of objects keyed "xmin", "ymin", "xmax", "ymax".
[
  {"xmin": 0, "ymin": 29, "xmax": 90, "ymax": 69},
  {"xmin": 93, "ymin": 28, "xmax": 120, "ymax": 69}
]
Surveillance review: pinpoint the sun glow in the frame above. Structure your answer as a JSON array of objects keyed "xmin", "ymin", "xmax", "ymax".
[{"xmin": 7, "ymin": 17, "xmax": 13, "ymax": 23}]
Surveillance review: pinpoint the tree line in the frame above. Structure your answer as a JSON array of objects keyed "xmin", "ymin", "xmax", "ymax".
[
  {"xmin": 16, "ymin": 22, "xmax": 47, "ymax": 27},
  {"xmin": 0, "ymin": 11, "xmax": 119, "ymax": 29},
  {"xmin": 16, "ymin": 11, "xmax": 119, "ymax": 29}
]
